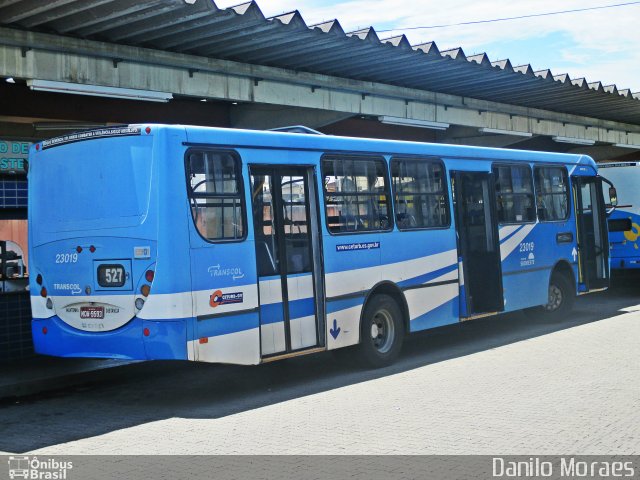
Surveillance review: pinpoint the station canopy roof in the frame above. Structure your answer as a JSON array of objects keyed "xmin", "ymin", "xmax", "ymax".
[{"xmin": 2, "ymin": 0, "xmax": 639, "ymax": 125}]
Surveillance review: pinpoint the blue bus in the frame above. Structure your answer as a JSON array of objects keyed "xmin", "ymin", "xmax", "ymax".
[
  {"xmin": 597, "ymin": 162, "xmax": 639, "ymax": 271},
  {"xmin": 28, "ymin": 125, "xmax": 611, "ymax": 367}
]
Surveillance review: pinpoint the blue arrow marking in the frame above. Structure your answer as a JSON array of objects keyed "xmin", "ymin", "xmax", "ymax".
[{"xmin": 330, "ymin": 319, "xmax": 341, "ymax": 339}]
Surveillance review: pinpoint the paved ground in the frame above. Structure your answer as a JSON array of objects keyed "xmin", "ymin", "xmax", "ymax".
[
  {"xmin": 1, "ymin": 276, "xmax": 639, "ymax": 455},
  {"xmin": 0, "ymin": 357, "xmax": 136, "ymax": 399}
]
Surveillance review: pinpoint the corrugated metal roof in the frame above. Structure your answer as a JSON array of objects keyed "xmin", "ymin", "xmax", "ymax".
[{"xmin": 2, "ymin": 0, "xmax": 639, "ymax": 125}]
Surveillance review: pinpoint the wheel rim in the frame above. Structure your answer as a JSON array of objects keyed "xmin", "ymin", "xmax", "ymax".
[
  {"xmin": 370, "ymin": 308, "xmax": 395, "ymax": 354},
  {"xmin": 544, "ymin": 283, "xmax": 563, "ymax": 311}
]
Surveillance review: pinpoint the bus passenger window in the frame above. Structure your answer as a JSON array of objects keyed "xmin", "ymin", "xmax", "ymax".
[
  {"xmin": 493, "ymin": 165, "xmax": 535, "ymax": 224},
  {"xmin": 282, "ymin": 175, "xmax": 311, "ymax": 274},
  {"xmin": 251, "ymin": 173, "xmax": 279, "ymax": 276},
  {"xmin": 322, "ymin": 156, "xmax": 391, "ymax": 233},
  {"xmin": 391, "ymin": 158, "xmax": 449, "ymax": 229},
  {"xmin": 534, "ymin": 166, "xmax": 569, "ymax": 221},
  {"xmin": 186, "ymin": 150, "xmax": 245, "ymax": 241}
]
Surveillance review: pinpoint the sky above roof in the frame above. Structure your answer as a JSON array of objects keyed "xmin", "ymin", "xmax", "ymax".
[{"xmin": 216, "ymin": 0, "xmax": 640, "ymax": 92}]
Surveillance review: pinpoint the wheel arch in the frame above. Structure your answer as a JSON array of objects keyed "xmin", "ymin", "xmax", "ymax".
[
  {"xmin": 359, "ymin": 281, "xmax": 410, "ymax": 337},
  {"xmin": 550, "ymin": 259, "xmax": 576, "ymax": 289}
]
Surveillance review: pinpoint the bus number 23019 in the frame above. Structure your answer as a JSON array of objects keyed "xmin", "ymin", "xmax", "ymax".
[
  {"xmin": 519, "ymin": 242, "xmax": 535, "ymax": 253},
  {"xmin": 55, "ymin": 253, "xmax": 78, "ymax": 264}
]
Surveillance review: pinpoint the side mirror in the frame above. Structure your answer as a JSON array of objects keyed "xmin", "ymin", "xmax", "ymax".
[{"xmin": 609, "ymin": 187, "xmax": 618, "ymax": 207}]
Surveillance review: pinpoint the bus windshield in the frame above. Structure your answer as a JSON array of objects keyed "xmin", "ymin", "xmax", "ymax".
[{"xmin": 31, "ymin": 136, "xmax": 153, "ymax": 235}]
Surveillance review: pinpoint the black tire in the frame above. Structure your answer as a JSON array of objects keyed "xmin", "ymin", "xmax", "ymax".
[
  {"xmin": 356, "ymin": 294, "xmax": 405, "ymax": 368},
  {"xmin": 530, "ymin": 273, "xmax": 575, "ymax": 321}
]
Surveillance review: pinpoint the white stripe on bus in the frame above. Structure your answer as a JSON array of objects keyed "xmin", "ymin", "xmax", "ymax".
[
  {"xmin": 499, "ymin": 225, "xmax": 521, "ymax": 240},
  {"xmin": 500, "ymin": 224, "xmax": 536, "ymax": 261},
  {"xmin": 325, "ymin": 248, "xmax": 458, "ymax": 299},
  {"xmin": 406, "ymin": 269, "xmax": 460, "ymax": 321}
]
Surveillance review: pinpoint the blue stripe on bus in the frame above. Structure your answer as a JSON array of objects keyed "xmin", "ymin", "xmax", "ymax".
[
  {"xmin": 409, "ymin": 297, "xmax": 459, "ymax": 333},
  {"xmin": 398, "ymin": 263, "xmax": 458, "ymax": 289},
  {"xmin": 289, "ymin": 297, "xmax": 316, "ymax": 318},
  {"xmin": 259, "ymin": 275, "xmax": 281, "ymax": 281},
  {"xmin": 327, "ymin": 296, "xmax": 365, "ymax": 314},
  {"xmin": 197, "ymin": 310, "xmax": 259, "ymax": 338},
  {"xmin": 260, "ymin": 303, "xmax": 284, "ymax": 325},
  {"xmin": 260, "ymin": 297, "xmax": 316, "ymax": 325}
]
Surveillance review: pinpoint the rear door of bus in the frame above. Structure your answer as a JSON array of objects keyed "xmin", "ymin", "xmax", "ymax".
[{"xmin": 250, "ymin": 165, "xmax": 325, "ymax": 359}]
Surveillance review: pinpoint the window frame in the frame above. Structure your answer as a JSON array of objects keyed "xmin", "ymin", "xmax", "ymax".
[
  {"xmin": 251, "ymin": 168, "xmax": 315, "ymax": 277},
  {"xmin": 492, "ymin": 162, "xmax": 537, "ymax": 226},
  {"xmin": 533, "ymin": 164, "xmax": 571, "ymax": 223},
  {"xmin": 320, "ymin": 153, "xmax": 394, "ymax": 235},
  {"xmin": 184, "ymin": 147, "xmax": 247, "ymax": 243},
  {"xmin": 390, "ymin": 156, "xmax": 451, "ymax": 231},
  {"xmin": 0, "ymin": 176, "xmax": 28, "ymax": 209}
]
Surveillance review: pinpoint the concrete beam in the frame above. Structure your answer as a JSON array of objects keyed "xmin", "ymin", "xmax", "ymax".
[
  {"xmin": 2, "ymin": 26, "xmax": 640, "ymax": 144},
  {"xmin": 565, "ymin": 145, "xmax": 640, "ymax": 162},
  {"xmin": 230, "ymin": 104, "xmax": 354, "ymax": 130},
  {"xmin": 0, "ymin": 121, "xmax": 38, "ymax": 141},
  {"xmin": 441, "ymin": 125, "xmax": 537, "ymax": 148}
]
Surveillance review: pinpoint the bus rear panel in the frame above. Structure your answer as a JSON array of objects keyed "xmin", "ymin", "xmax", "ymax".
[{"xmin": 30, "ymin": 126, "xmax": 190, "ymax": 361}]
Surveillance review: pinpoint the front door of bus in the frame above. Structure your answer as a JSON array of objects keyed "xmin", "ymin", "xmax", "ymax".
[
  {"xmin": 573, "ymin": 176, "xmax": 609, "ymax": 290},
  {"xmin": 250, "ymin": 166, "xmax": 324, "ymax": 358},
  {"xmin": 452, "ymin": 171, "xmax": 504, "ymax": 316}
]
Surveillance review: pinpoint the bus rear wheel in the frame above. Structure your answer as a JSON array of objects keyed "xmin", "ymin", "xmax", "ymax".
[{"xmin": 357, "ymin": 294, "xmax": 404, "ymax": 368}]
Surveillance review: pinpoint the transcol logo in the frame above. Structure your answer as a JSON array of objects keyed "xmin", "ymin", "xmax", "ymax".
[{"xmin": 8, "ymin": 456, "xmax": 73, "ymax": 479}]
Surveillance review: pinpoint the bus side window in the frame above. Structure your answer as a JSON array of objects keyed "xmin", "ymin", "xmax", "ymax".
[
  {"xmin": 321, "ymin": 156, "xmax": 392, "ymax": 233},
  {"xmin": 281, "ymin": 175, "xmax": 311, "ymax": 274},
  {"xmin": 492, "ymin": 164, "xmax": 535, "ymax": 224},
  {"xmin": 186, "ymin": 150, "xmax": 245, "ymax": 241},
  {"xmin": 534, "ymin": 166, "xmax": 570, "ymax": 222},
  {"xmin": 391, "ymin": 157, "xmax": 449, "ymax": 230}
]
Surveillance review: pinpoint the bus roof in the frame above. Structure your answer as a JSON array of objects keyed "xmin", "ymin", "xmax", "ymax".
[
  {"xmin": 34, "ymin": 123, "xmax": 597, "ymax": 168},
  {"xmin": 180, "ymin": 124, "xmax": 596, "ymax": 167}
]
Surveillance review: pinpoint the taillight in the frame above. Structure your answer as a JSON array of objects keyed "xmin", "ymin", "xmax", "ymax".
[
  {"xmin": 36, "ymin": 274, "xmax": 42, "ymax": 285},
  {"xmin": 145, "ymin": 270, "xmax": 155, "ymax": 282},
  {"xmin": 140, "ymin": 285, "xmax": 150, "ymax": 297},
  {"xmin": 76, "ymin": 246, "xmax": 83, "ymax": 253},
  {"xmin": 40, "ymin": 287, "xmax": 47, "ymax": 297},
  {"xmin": 89, "ymin": 245, "xmax": 96, "ymax": 253}
]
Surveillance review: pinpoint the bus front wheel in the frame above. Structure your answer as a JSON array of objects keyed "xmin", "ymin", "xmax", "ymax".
[
  {"xmin": 357, "ymin": 294, "xmax": 405, "ymax": 368},
  {"xmin": 539, "ymin": 273, "xmax": 575, "ymax": 320}
]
